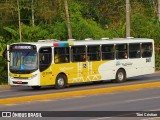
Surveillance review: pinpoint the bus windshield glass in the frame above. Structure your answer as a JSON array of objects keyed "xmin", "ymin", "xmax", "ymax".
[{"xmin": 10, "ymin": 51, "xmax": 38, "ymax": 72}]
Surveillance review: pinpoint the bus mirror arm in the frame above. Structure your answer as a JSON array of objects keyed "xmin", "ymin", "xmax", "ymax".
[
  {"xmin": 2, "ymin": 49, "xmax": 7, "ymax": 60},
  {"xmin": 2, "ymin": 48, "xmax": 10, "ymax": 62}
]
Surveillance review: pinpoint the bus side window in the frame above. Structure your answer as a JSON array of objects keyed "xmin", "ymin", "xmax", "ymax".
[
  {"xmin": 142, "ymin": 43, "xmax": 152, "ymax": 58},
  {"xmin": 116, "ymin": 44, "xmax": 128, "ymax": 59},
  {"xmin": 87, "ymin": 45, "xmax": 100, "ymax": 61},
  {"xmin": 71, "ymin": 46, "xmax": 86, "ymax": 62},
  {"xmin": 102, "ymin": 44, "xmax": 115, "ymax": 60},
  {"xmin": 54, "ymin": 47, "xmax": 70, "ymax": 64},
  {"xmin": 129, "ymin": 43, "xmax": 141, "ymax": 58}
]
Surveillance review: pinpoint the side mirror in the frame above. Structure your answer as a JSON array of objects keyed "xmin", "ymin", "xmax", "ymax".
[
  {"xmin": 2, "ymin": 48, "xmax": 7, "ymax": 60},
  {"xmin": 2, "ymin": 47, "xmax": 9, "ymax": 62}
]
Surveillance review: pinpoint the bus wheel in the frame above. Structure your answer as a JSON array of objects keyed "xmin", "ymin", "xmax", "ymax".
[
  {"xmin": 115, "ymin": 69, "xmax": 126, "ymax": 83},
  {"xmin": 55, "ymin": 74, "xmax": 67, "ymax": 89},
  {"xmin": 31, "ymin": 86, "xmax": 41, "ymax": 90}
]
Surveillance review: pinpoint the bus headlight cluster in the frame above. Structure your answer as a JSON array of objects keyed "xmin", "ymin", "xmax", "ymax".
[{"xmin": 29, "ymin": 74, "xmax": 38, "ymax": 79}]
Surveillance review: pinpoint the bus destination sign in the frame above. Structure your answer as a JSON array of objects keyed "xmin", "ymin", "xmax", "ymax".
[
  {"xmin": 14, "ymin": 46, "xmax": 32, "ymax": 49},
  {"xmin": 10, "ymin": 44, "xmax": 36, "ymax": 50}
]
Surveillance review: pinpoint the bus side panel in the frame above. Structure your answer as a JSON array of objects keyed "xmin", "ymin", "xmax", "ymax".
[
  {"xmin": 98, "ymin": 60, "xmax": 116, "ymax": 80},
  {"xmin": 141, "ymin": 57, "xmax": 155, "ymax": 75},
  {"xmin": 141, "ymin": 43, "xmax": 155, "ymax": 75},
  {"xmin": 39, "ymin": 63, "xmax": 82, "ymax": 86},
  {"xmin": 86, "ymin": 61, "xmax": 106, "ymax": 81},
  {"xmin": 40, "ymin": 66, "xmax": 55, "ymax": 86},
  {"xmin": 49, "ymin": 61, "xmax": 111, "ymax": 85},
  {"xmin": 39, "ymin": 63, "xmax": 78, "ymax": 86},
  {"xmin": 63, "ymin": 62, "xmax": 88, "ymax": 84},
  {"xmin": 48, "ymin": 63, "xmax": 88, "ymax": 84},
  {"xmin": 120, "ymin": 59, "xmax": 142, "ymax": 78},
  {"xmin": 53, "ymin": 62, "xmax": 96, "ymax": 84}
]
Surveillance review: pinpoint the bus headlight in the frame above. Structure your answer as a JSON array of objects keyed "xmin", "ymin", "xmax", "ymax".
[{"xmin": 29, "ymin": 74, "xmax": 38, "ymax": 79}]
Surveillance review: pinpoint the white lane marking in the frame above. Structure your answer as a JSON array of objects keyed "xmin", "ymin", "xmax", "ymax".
[
  {"xmin": 141, "ymin": 117, "xmax": 160, "ymax": 120},
  {"xmin": 149, "ymin": 108, "xmax": 160, "ymax": 111},
  {"xmin": 0, "ymin": 93, "xmax": 31, "ymax": 98},
  {"xmin": 0, "ymin": 90, "xmax": 58, "ymax": 98},
  {"xmin": 0, "ymin": 89, "xmax": 12, "ymax": 93},
  {"xmin": 125, "ymin": 96, "xmax": 160, "ymax": 103},
  {"xmin": 89, "ymin": 117, "xmax": 112, "ymax": 120}
]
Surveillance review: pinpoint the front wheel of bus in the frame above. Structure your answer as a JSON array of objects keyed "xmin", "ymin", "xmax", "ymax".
[
  {"xmin": 55, "ymin": 74, "xmax": 67, "ymax": 89},
  {"xmin": 115, "ymin": 69, "xmax": 126, "ymax": 83}
]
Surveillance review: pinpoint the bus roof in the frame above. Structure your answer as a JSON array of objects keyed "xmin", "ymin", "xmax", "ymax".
[{"xmin": 10, "ymin": 38, "xmax": 154, "ymax": 47}]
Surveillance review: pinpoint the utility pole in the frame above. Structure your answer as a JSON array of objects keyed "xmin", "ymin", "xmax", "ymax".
[
  {"xmin": 64, "ymin": 0, "xmax": 72, "ymax": 39},
  {"xmin": 126, "ymin": 0, "xmax": 130, "ymax": 38},
  {"xmin": 17, "ymin": 0, "xmax": 22, "ymax": 42},
  {"xmin": 158, "ymin": 0, "xmax": 160, "ymax": 21},
  {"xmin": 31, "ymin": 0, "xmax": 35, "ymax": 27}
]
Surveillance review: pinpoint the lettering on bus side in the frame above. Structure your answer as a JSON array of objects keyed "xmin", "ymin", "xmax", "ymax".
[
  {"xmin": 42, "ymin": 72, "xmax": 52, "ymax": 75},
  {"xmin": 116, "ymin": 61, "xmax": 133, "ymax": 66},
  {"xmin": 122, "ymin": 62, "xmax": 133, "ymax": 66}
]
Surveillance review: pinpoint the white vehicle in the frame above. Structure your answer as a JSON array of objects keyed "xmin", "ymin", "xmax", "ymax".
[{"xmin": 7, "ymin": 38, "xmax": 155, "ymax": 89}]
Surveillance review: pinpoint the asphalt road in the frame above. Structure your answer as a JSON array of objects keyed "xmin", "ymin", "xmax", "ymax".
[
  {"xmin": 0, "ymin": 72, "xmax": 160, "ymax": 120},
  {"xmin": 0, "ymin": 72, "xmax": 160, "ymax": 99},
  {"xmin": 0, "ymin": 86, "xmax": 160, "ymax": 120}
]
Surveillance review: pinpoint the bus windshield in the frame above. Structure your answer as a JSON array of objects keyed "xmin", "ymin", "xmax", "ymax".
[{"xmin": 10, "ymin": 51, "xmax": 38, "ymax": 72}]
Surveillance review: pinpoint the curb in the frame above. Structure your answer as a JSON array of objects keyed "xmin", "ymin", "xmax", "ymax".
[
  {"xmin": 0, "ymin": 81, "xmax": 160, "ymax": 105},
  {"xmin": 0, "ymin": 85, "xmax": 10, "ymax": 89},
  {"xmin": 0, "ymin": 85, "xmax": 19, "ymax": 89}
]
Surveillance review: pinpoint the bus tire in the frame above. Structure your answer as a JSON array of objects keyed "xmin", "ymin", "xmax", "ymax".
[
  {"xmin": 55, "ymin": 74, "xmax": 67, "ymax": 89},
  {"xmin": 31, "ymin": 86, "xmax": 41, "ymax": 90},
  {"xmin": 114, "ymin": 69, "xmax": 126, "ymax": 83}
]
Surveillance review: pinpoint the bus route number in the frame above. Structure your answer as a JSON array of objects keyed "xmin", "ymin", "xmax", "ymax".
[{"xmin": 146, "ymin": 58, "xmax": 151, "ymax": 63}]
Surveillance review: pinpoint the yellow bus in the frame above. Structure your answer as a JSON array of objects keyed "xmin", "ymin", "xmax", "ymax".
[{"xmin": 7, "ymin": 38, "xmax": 155, "ymax": 89}]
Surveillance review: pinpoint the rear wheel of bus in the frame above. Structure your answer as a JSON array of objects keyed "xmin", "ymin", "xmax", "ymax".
[
  {"xmin": 114, "ymin": 69, "xmax": 126, "ymax": 83},
  {"xmin": 55, "ymin": 74, "xmax": 67, "ymax": 89}
]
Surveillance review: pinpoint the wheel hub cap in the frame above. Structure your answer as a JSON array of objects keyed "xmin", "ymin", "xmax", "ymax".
[
  {"xmin": 57, "ymin": 78, "xmax": 64, "ymax": 86},
  {"xmin": 118, "ymin": 72, "xmax": 124, "ymax": 81}
]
